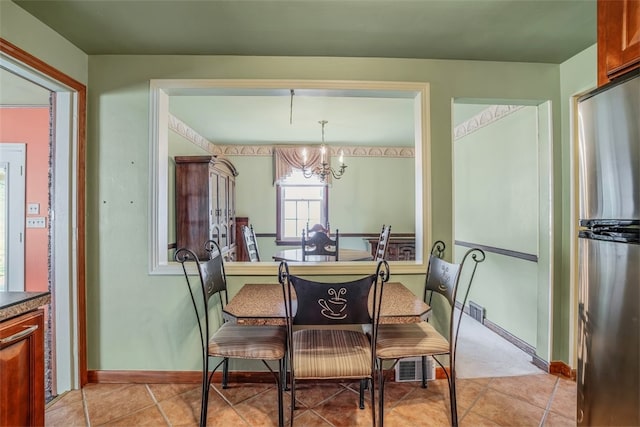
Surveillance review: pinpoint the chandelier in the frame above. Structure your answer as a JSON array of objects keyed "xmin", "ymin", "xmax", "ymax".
[{"xmin": 301, "ymin": 120, "xmax": 347, "ymax": 181}]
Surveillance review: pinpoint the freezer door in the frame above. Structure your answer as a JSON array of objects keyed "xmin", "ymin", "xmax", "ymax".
[
  {"xmin": 578, "ymin": 73, "xmax": 639, "ymax": 222},
  {"xmin": 577, "ymin": 236, "xmax": 640, "ymax": 426}
]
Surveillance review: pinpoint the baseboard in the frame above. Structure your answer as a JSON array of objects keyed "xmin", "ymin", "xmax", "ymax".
[
  {"xmin": 88, "ymin": 370, "xmax": 278, "ymax": 384},
  {"xmin": 88, "ymin": 368, "xmax": 450, "ymax": 384},
  {"xmin": 549, "ymin": 361, "xmax": 576, "ymax": 380},
  {"xmin": 455, "ymin": 301, "xmax": 549, "ymax": 371}
]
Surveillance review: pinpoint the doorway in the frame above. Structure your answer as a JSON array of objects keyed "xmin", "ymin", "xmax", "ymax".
[
  {"xmin": 0, "ymin": 38, "xmax": 87, "ymax": 395},
  {"xmin": 452, "ymin": 100, "xmax": 553, "ymax": 368}
]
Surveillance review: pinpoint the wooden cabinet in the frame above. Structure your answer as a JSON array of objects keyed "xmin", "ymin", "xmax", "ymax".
[
  {"xmin": 365, "ymin": 237, "xmax": 416, "ymax": 261},
  {"xmin": 598, "ymin": 0, "xmax": 640, "ymax": 86},
  {"xmin": 175, "ymin": 156, "xmax": 239, "ymax": 261},
  {"xmin": 0, "ymin": 309, "xmax": 45, "ymax": 427}
]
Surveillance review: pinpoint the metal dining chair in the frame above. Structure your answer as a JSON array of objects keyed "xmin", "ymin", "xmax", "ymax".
[
  {"xmin": 175, "ymin": 240, "xmax": 286, "ymax": 427},
  {"xmin": 278, "ymin": 260, "xmax": 390, "ymax": 426},
  {"xmin": 371, "ymin": 240, "xmax": 485, "ymax": 426}
]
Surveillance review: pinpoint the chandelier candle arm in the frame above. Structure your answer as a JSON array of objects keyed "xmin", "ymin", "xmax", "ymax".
[{"xmin": 301, "ymin": 120, "xmax": 348, "ymax": 182}]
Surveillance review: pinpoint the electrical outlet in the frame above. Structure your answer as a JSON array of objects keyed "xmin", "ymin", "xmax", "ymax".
[
  {"xmin": 27, "ymin": 203, "xmax": 40, "ymax": 214},
  {"xmin": 26, "ymin": 217, "xmax": 46, "ymax": 228}
]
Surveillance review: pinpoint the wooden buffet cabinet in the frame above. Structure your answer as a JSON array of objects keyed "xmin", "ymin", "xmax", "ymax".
[
  {"xmin": 0, "ymin": 292, "xmax": 50, "ymax": 427},
  {"xmin": 365, "ymin": 237, "xmax": 416, "ymax": 261},
  {"xmin": 597, "ymin": 0, "xmax": 640, "ymax": 86},
  {"xmin": 175, "ymin": 156, "xmax": 239, "ymax": 261}
]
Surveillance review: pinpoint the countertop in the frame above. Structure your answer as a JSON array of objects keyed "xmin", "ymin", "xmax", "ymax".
[{"xmin": 0, "ymin": 291, "xmax": 51, "ymax": 322}]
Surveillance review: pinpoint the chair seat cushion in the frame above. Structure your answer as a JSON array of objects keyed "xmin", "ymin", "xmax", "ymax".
[
  {"xmin": 293, "ymin": 329, "xmax": 372, "ymax": 379},
  {"xmin": 372, "ymin": 322, "xmax": 450, "ymax": 360},
  {"xmin": 209, "ymin": 323, "xmax": 286, "ymax": 360}
]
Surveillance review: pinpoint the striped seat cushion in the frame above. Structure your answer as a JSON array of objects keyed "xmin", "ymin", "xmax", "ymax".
[
  {"xmin": 208, "ymin": 323, "xmax": 286, "ymax": 360},
  {"xmin": 373, "ymin": 322, "xmax": 450, "ymax": 360},
  {"xmin": 293, "ymin": 329, "xmax": 372, "ymax": 379}
]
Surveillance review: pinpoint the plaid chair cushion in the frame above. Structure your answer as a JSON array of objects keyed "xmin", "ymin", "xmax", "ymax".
[
  {"xmin": 373, "ymin": 322, "xmax": 450, "ymax": 360},
  {"xmin": 208, "ymin": 323, "xmax": 286, "ymax": 360},
  {"xmin": 293, "ymin": 329, "xmax": 372, "ymax": 379}
]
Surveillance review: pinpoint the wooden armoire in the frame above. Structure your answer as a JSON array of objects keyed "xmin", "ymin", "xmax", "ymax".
[{"xmin": 175, "ymin": 155, "xmax": 238, "ymax": 261}]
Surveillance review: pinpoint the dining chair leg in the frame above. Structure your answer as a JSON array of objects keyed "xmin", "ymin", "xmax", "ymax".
[
  {"xmin": 222, "ymin": 357, "xmax": 230, "ymax": 389},
  {"xmin": 277, "ymin": 359, "xmax": 284, "ymax": 427},
  {"xmin": 359, "ymin": 380, "xmax": 366, "ymax": 409},
  {"xmin": 378, "ymin": 363, "xmax": 385, "ymax": 427},
  {"xmin": 282, "ymin": 354, "xmax": 290, "ymax": 391},
  {"xmin": 369, "ymin": 378, "xmax": 376, "ymax": 427},
  {"xmin": 290, "ymin": 378, "xmax": 296, "ymax": 426},
  {"xmin": 421, "ymin": 356, "xmax": 428, "ymax": 388},
  {"xmin": 200, "ymin": 357, "xmax": 209, "ymax": 427},
  {"xmin": 449, "ymin": 376, "xmax": 458, "ymax": 427},
  {"xmin": 200, "ymin": 371, "xmax": 209, "ymax": 427}
]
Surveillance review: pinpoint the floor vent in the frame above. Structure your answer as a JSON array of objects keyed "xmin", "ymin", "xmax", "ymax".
[
  {"xmin": 394, "ymin": 357, "xmax": 435, "ymax": 382},
  {"xmin": 468, "ymin": 301, "xmax": 485, "ymax": 324}
]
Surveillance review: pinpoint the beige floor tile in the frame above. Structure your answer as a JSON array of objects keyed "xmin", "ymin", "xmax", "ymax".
[
  {"xmin": 147, "ymin": 383, "xmax": 198, "ymax": 402},
  {"xmin": 378, "ymin": 381, "xmax": 420, "ymax": 409},
  {"xmin": 468, "ymin": 388, "xmax": 545, "ymax": 426},
  {"xmin": 212, "ymin": 382, "xmax": 274, "ymax": 405},
  {"xmin": 233, "ymin": 387, "xmax": 291, "ymax": 426},
  {"xmin": 156, "ymin": 387, "xmax": 202, "ymax": 426},
  {"xmin": 456, "ymin": 378, "xmax": 488, "ymax": 411},
  {"xmin": 548, "ymin": 377, "xmax": 577, "ymax": 420},
  {"xmin": 46, "ymin": 389, "xmax": 83, "ymax": 410},
  {"xmin": 487, "ymin": 374, "xmax": 558, "ymax": 409},
  {"xmin": 542, "ymin": 411, "xmax": 576, "ymax": 427},
  {"xmin": 83, "ymin": 384, "xmax": 155, "ymax": 426},
  {"xmin": 385, "ymin": 393, "xmax": 451, "ymax": 427},
  {"xmin": 292, "ymin": 382, "xmax": 344, "ymax": 409},
  {"xmin": 45, "ymin": 399, "xmax": 87, "ymax": 427},
  {"xmin": 293, "ymin": 409, "xmax": 334, "ymax": 426},
  {"xmin": 99, "ymin": 405, "xmax": 167, "ymax": 426},
  {"xmin": 459, "ymin": 410, "xmax": 501, "ymax": 426},
  {"xmin": 159, "ymin": 386, "xmax": 249, "ymax": 427},
  {"xmin": 312, "ymin": 388, "xmax": 375, "ymax": 427}
]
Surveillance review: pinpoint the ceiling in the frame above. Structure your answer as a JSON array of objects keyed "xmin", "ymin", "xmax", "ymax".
[
  {"xmin": 4, "ymin": 0, "xmax": 597, "ymax": 146},
  {"xmin": 13, "ymin": 0, "xmax": 596, "ymax": 63}
]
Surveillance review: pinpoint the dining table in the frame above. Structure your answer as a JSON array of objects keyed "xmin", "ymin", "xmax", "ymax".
[
  {"xmin": 223, "ymin": 282, "xmax": 430, "ymax": 325},
  {"xmin": 272, "ymin": 248, "xmax": 373, "ymax": 262}
]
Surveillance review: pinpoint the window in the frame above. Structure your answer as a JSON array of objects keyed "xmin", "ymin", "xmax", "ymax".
[{"xmin": 276, "ymin": 169, "xmax": 328, "ymax": 242}]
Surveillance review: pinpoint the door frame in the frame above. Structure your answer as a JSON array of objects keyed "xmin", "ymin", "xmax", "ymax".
[{"xmin": 0, "ymin": 38, "xmax": 87, "ymax": 388}]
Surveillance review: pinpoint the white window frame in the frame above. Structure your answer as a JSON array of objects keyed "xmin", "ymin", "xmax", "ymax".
[{"xmin": 276, "ymin": 170, "xmax": 328, "ymax": 243}]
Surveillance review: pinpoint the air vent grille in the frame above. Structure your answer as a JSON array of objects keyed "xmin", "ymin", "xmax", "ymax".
[
  {"xmin": 394, "ymin": 357, "xmax": 435, "ymax": 382},
  {"xmin": 469, "ymin": 300, "xmax": 485, "ymax": 323}
]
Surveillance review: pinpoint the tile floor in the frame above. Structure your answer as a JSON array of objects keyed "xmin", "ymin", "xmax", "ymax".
[
  {"xmin": 45, "ymin": 373, "xmax": 576, "ymax": 426},
  {"xmin": 45, "ymin": 314, "xmax": 574, "ymax": 426}
]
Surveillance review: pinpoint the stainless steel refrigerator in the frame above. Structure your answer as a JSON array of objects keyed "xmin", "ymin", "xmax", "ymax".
[{"xmin": 577, "ymin": 70, "xmax": 639, "ymax": 426}]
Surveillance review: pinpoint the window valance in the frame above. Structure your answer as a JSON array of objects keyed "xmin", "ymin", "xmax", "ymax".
[{"xmin": 273, "ymin": 145, "xmax": 326, "ymax": 184}]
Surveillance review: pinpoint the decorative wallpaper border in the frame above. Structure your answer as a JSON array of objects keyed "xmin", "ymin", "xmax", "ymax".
[
  {"xmin": 168, "ymin": 114, "xmax": 216, "ymax": 155},
  {"xmin": 453, "ymin": 105, "xmax": 525, "ymax": 140},
  {"xmin": 168, "ymin": 113, "xmax": 414, "ymax": 158}
]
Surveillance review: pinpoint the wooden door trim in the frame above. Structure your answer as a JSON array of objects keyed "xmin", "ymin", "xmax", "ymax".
[{"xmin": 0, "ymin": 38, "xmax": 87, "ymax": 386}]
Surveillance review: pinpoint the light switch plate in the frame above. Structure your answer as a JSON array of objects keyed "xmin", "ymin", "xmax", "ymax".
[
  {"xmin": 27, "ymin": 203, "xmax": 40, "ymax": 214},
  {"xmin": 26, "ymin": 217, "xmax": 46, "ymax": 228}
]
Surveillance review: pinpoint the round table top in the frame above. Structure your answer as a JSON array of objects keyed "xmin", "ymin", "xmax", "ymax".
[{"xmin": 272, "ymin": 248, "xmax": 373, "ymax": 262}]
